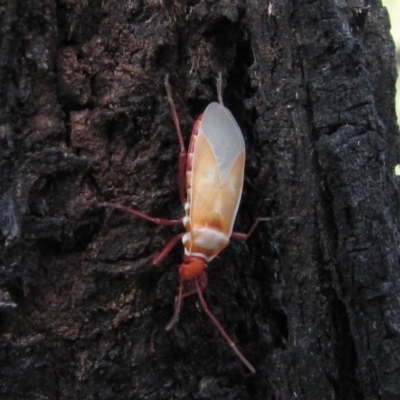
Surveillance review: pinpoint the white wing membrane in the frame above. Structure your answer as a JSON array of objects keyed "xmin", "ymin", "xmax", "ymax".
[{"xmin": 199, "ymin": 103, "xmax": 245, "ymax": 182}]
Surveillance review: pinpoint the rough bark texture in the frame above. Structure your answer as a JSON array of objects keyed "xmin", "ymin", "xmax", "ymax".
[{"xmin": 0, "ymin": 0, "xmax": 399, "ymax": 399}]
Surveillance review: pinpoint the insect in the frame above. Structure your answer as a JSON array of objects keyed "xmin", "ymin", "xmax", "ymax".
[{"xmin": 100, "ymin": 74, "xmax": 267, "ymax": 373}]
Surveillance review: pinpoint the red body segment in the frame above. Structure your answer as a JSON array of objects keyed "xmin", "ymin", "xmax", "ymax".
[{"xmin": 179, "ymin": 257, "xmax": 205, "ymax": 281}]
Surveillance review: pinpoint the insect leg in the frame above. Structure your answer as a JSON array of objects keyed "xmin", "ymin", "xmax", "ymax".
[
  {"xmin": 165, "ymin": 278, "xmax": 184, "ymax": 331},
  {"xmin": 152, "ymin": 233, "xmax": 185, "ymax": 265},
  {"xmin": 164, "ymin": 75, "xmax": 187, "ymax": 205},
  {"xmin": 216, "ymin": 72, "xmax": 224, "ymax": 106},
  {"xmin": 195, "ymin": 280, "xmax": 256, "ymax": 373},
  {"xmin": 99, "ymin": 202, "xmax": 183, "ymax": 226},
  {"xmin": 231, "ymin": 218, "xmax": 269, "ymax": 240},
  {"xmin": 165, "ymin": 272, "xmax": 207, "ymax": 330}
]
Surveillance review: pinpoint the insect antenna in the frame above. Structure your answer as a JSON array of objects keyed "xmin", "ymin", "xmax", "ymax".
[{"xmin": 195, "ymin": 280, "xmax": 256, "ymax": 373}]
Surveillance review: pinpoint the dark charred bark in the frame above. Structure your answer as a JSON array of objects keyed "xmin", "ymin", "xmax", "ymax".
[{"xmin": 0, "ymin": 0, "xmax": 399, "ymax": 399}]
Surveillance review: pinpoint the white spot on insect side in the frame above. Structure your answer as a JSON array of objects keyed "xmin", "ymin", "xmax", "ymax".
[
  {"xmin": 182, "ymin": 216, "xmax": 190, "ymax": 226},
  {"xmin": 184, "ymin": 202, "xmax": 190, "ymax": 211},
  {"xmin": 182, "ymin": 233, "xmax": 190, "ymax": 244}
]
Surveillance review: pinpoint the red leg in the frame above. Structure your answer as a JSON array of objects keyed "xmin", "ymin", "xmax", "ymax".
[
  {"xmin": 164, "ymin": 75, "xmax": 187, "ymax": 205},
  {"xmin": 181, "ymin": 273, "xmax": 208, "ymax": 300},
  {"xmin": 152, "ymin": 233, "xmax": 185, "ymax": 266},
  {"xmin": 195, "ymin": 280, "xmax": 256, "ymax": 373},
  {"xmin": 99, "ymin": 202, "xmax": 183, "ymax": 226},
  {"xmin": 165, "ymin": 279, "xmax": 184, "ymax": 331},
  {"xmin": 165, "ymin": 272, "xmax": 208, "ymax": 331},
  {"xmin": 217, "ymin": 72, "xmax": 224, "ymax": 106},
  {"xmin": 231, "ymin": 218, "xmax": 269, "ymax": 240}
]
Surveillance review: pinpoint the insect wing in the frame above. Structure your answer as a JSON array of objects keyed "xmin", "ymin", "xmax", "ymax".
[{"xmin": 189, "ymin": 103, "xmax": 245, "ymax": 236}]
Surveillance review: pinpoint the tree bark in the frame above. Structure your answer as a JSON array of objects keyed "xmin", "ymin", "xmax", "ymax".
[{"xmin": 0, "ymin": 0, "xmax": 399, "ymax": 399}]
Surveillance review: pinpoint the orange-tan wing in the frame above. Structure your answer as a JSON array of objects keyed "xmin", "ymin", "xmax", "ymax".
[{"xmin": 189, "ymin": 102, "xmax": 245, "ymax": 236}]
